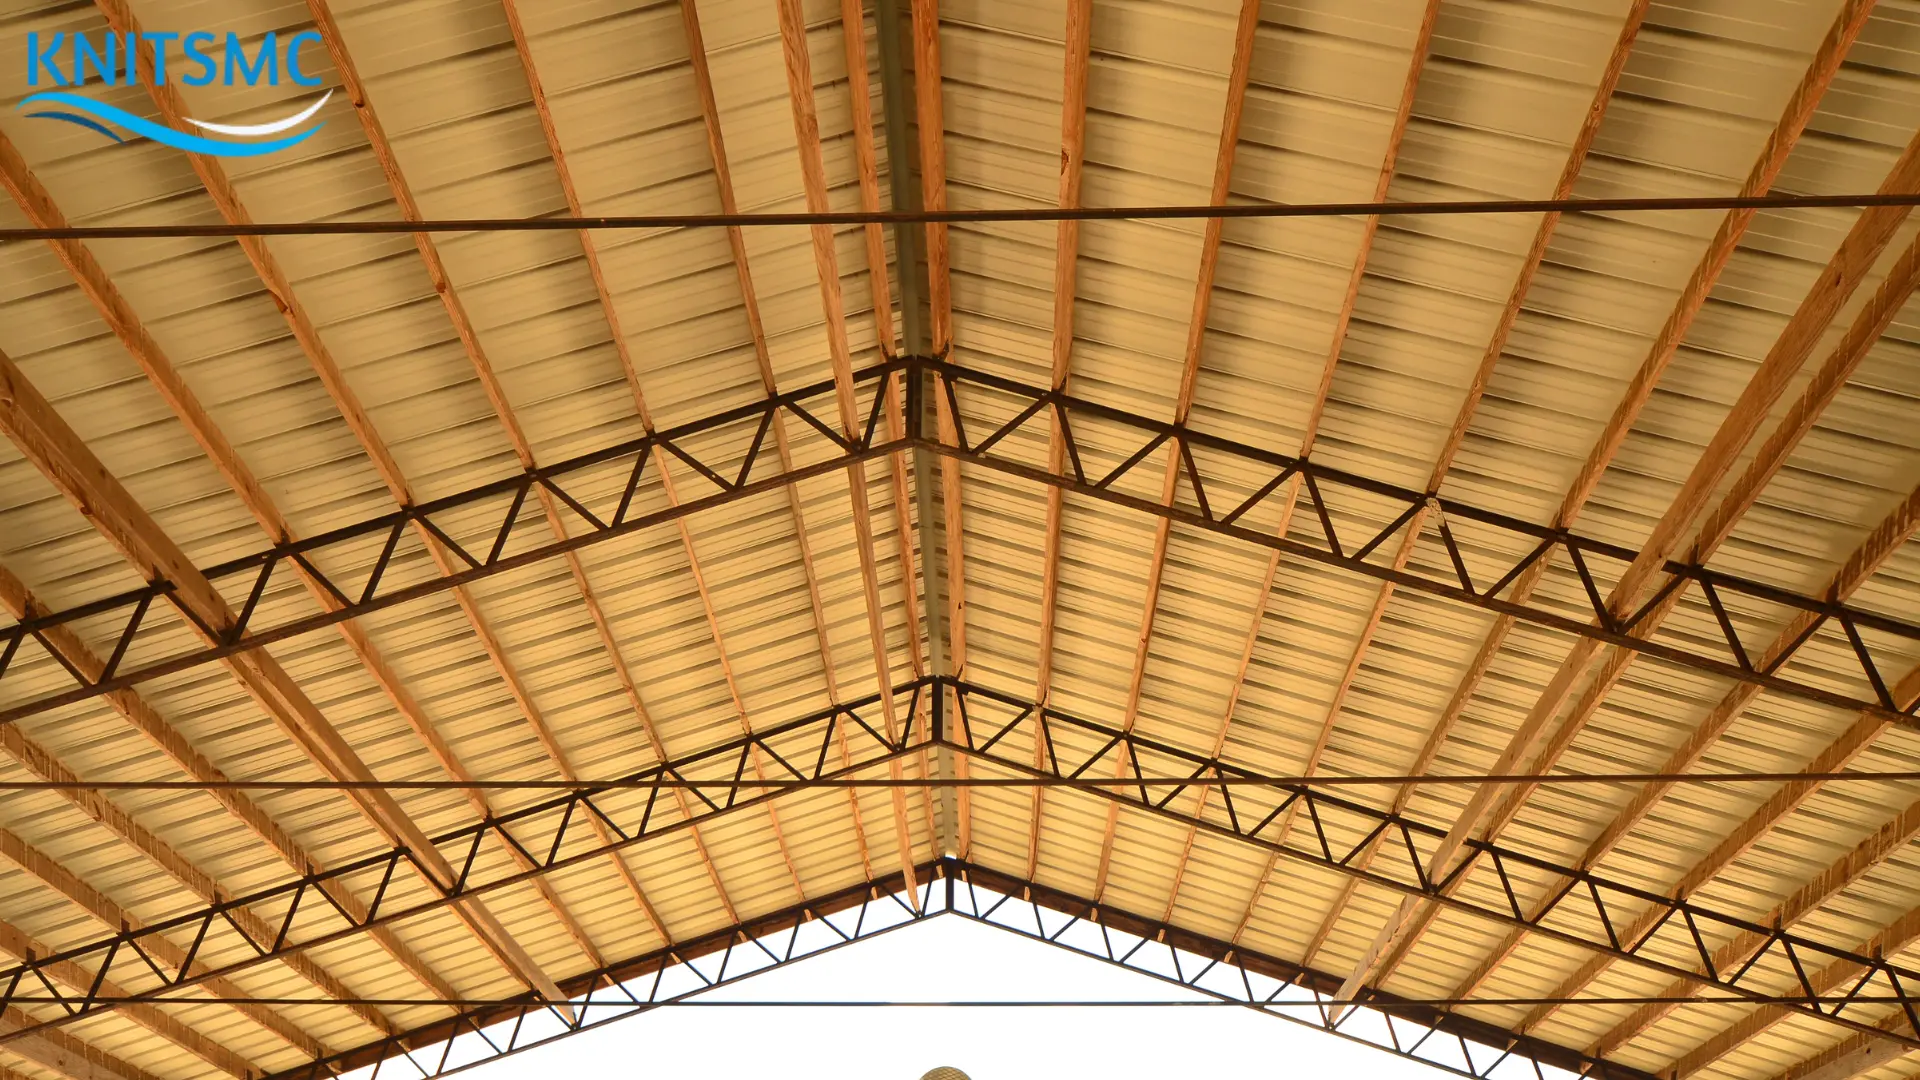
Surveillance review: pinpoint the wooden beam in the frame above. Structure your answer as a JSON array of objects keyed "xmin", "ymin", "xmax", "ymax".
[
  {"xmin": 1430, "ymin": 222, "xmax": 1920, "ymax": 1039},
  {"xmin": 0, "ymin": 1010, "xmax": 163, "ymax": 1080},
  {"xmin": 0, "ymin": 340, "xmax": 562, "ymax": 1012},
  {"xmin": 0, "ymin": 826, "xmax": 327, "ymax": 1060},
  {"xmin": 1028, "ymin": 0, "xmax": 1094, "ymax": 883},
  {"xmin": 0, "ymin": 722, "xmax": 393, "ymax": 1039},
  {"xmin": 1300, "ymin": 0, "xmax": 1878, "ymax": 988},
  {"xmin": 0, "ymin": 914, "xmax": 254, "ymax": 1079},
  {"xmin": 1094, "ymin": 0, "xmax": 1260, "ymax": 903},
  {"xmin": 13, "ymin": 14, "xmax": 588, "ymax": 1004},
  {"xmin": 1195, "ymin": 0, "xmax": 1442, "ymax": 936},
  {"xmin": 775, "ymin": 0, "xmax": 923, "ymax": 905},
  {"xmin": 1332, "ymin": 94, "xmax": 1920, "ymax": 1012}
]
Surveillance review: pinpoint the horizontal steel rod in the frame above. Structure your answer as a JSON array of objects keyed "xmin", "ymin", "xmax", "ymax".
[
  {"xmin": 6, "ymin": 191, "xmax": 1920, "ymax": 240},
  {"xmin": 7, "ymin": 769, "xmax": 1920, "ymax": 791}
]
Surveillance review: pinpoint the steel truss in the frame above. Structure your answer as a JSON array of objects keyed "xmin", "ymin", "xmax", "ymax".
[
  {"xmin": 920, "ymin": 359, "xmax": 1920, "ymax": 731},
  {"xmin": 4, "ymin": 362, "xmax": 1916, "ymax": 734},
  {"xmin": 5, "ymin": 680, "xmax": 1919, "ymax": 1064},
  {"xmin": 251, "ymin": 860, "xmax": 1658, "ymax": 1080},
  {"xmin": 0, "ymin": 681, "xmax": 934, "ymax": 1044},
  {"xmin": 0, "ymin": 361, "xmax": 908, "ymax": 724},
  {"xmin": 943, "ymin": 681, "xmax": 1920, "ymax": 1053}
]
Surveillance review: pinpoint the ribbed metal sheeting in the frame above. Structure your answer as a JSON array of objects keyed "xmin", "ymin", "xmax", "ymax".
[{"xmin": 0, "ymin": 1, "xmax": 1918, "ymax": 1080}]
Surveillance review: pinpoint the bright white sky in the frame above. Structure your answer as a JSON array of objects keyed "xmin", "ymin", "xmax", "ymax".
[{"xmin": 445, "ymin": 915, "xmax": 1467, "ymax": 1080}]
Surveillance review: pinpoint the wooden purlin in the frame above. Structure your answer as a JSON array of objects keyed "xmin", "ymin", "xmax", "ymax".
[
  {"xmin": 0, "ymin": 826, "xmax": 327, "ymax": 1060},
  {"xmin": 298, "ymin": 0, "xmax": 721, "ymax": 963},
  {"xmin": 1094, "ymin": 0, "xmax": 1262, "ymax": 904},
  {"xmin": 0, "ymin": 1009, "xmax": 162, "ymax": 1080},
  {"xmin": 494, "ymin": 0, "xmax": 758, "ymax": 941},
  {"xmin": 1442, "ymin": 480, "xmax": 1920, "ymax": 1012},
  {"xmin": 1335, "ymin": 115, "xmax": 1920, "ymax": 1013},
  {"xmin": 1318, "ymin": 0, "xmax": 1655, "ymax": 1010},
  {"xmin": 0, "ymin": 570, "xmax": 338, "ymax": 1059},
  {"xmin": 1296, "ymin": 0, "xmax": 1878, "ymax": 985},
  {"xmin": 1028, "ymin": 0, "xmax": 1094, "ymax": 883},
  {"xmin": 0, "ymin": 720, "xmax": 393, "ymax": 1042},
  {"xmin": 1192, "ymin": 0, "xmax": 1444, "ymax": 937},
  {"xmin": 774, "ymin": 0, "xmax": 924, "ymax": 906},
  {"xmin": 670, "ymin": 0, "xmax": 876, "ymax": 909},
  {"xmin": 1375, "ymin": 167, "xmax": 1920, "ymax": 1004}
]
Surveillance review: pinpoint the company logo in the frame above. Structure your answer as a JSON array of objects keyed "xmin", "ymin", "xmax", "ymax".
[{"xmin": 17, "ymin": 31, "xmax": 329, "ymax": 157}]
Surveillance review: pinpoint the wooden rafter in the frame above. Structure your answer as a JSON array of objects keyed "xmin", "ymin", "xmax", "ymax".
[
  {"xmin": 1334, "ymin": 111, "xmax": 1920, "ymax": 1011},
  {"xmin": 1292, "ymin": 0, "xmax": 1877, "ymax": 980},
  {"xmin": 1297, "ymin": 0, "xmax": 1657, "ymax": 973},
  {"xmin": 669, "ymin": 0, "xmax": 899, "ymax": 907},
  {"xmin": 1444, "ymin": 482, "xmax": 1920, "ymax": 1015},
  {"xmin": 1028, "ymin": 0, "xmax": 1094, "ymax": 882},
  {"xmin": 775, "ymin": 0, "xmax": 925, "ymax": 903},
  {"xmin": 1093, "ymin": 0, "xmax": 1261, "ymax": 902},
  {"xmin": 1499, "ymin": 244, "xmax": 1920, "ymax": 1047},
  {"xmin": 53, "ymin": 0, "xmax": 620, "ymax": 992},
  {"xmin": 1189, "ymin": 0, "xmax": 1443, "ymax": 935},
  {"xmin": 0, "ymin": 571, "xmax": 334, "ymax": 1059}
]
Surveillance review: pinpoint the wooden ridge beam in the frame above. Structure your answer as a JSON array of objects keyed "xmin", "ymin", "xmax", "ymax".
[
  {"xmin": 909, "ymin": 0, "xmax": 973, "ymax": 857},
  {"xmin": 1029, "ymin": 0, "xmax": 1094, "ymax": 882},
  {"xmin": 839, "ymin": 0, "xmax": 940, "ymax": 854},
  {"xmin": 1332, "ymin": 46, "xmax": 1920, "ymax": 1011},
  {"xmin": 775, "ymin": 0, "xmax": 923, "ymax": 905}
]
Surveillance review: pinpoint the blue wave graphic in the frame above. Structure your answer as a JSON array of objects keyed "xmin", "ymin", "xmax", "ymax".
[
  {"xmin": 18, "ymin": 92, "xmax": 321, "ymax": 157},
  {"xmin": 24, "ymin": 110, "xmax": 123, "ymax": 142}
]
